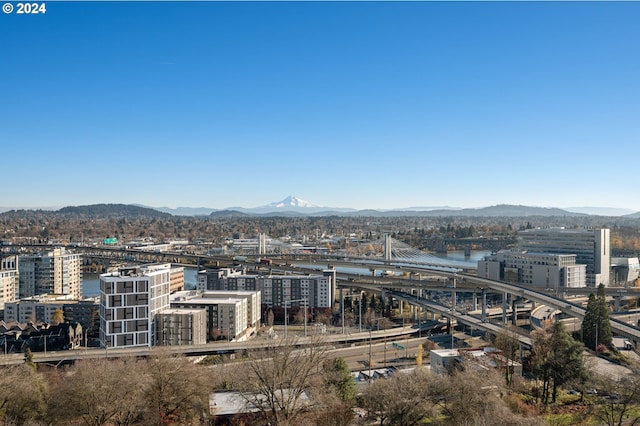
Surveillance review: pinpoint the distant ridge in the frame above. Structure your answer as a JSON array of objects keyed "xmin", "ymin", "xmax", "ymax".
[
  {"xmin": 148, "ymin": 206, "xmax": 217, "ymax": 216},
  {"xmin": 3, "ymin": 201, "xmax": 638, "ymax": 219},
  {"xmin": 57, "ymin": 204, "xmax": 171, "ymax": 218},
  {"xmin": 209, "ymin": 210, "xmax": 250, "ymax": 218}
]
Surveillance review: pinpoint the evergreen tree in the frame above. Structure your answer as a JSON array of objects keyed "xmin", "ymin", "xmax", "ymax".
[
  {"xmin": 582, "ymin": 293, "xmax": 599, "ymax": 350},
  {"xmin": 531, "ymin": 323, "xmax": 586, "ymax": 404},
  {"xmin": 596, "ymin": 283, "xmax": 613, "ymax": 349},
  {"xmin": 581, "ymin": 284, "xmax": 613, "ymax": 351},
  {"xmin": 546, "ymin": 323, "xmax": 587, "ymax": 403},
  {"xmin": 324, "ymin": 357, "xmax": 356, "ymax": 404}
]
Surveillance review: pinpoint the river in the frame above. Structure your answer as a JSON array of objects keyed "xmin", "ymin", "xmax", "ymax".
[{"xmin": 81, "ymin": 251, "xmax": 489, "ymax": 297}]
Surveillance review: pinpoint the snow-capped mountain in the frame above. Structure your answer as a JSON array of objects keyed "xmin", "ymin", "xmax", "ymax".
[
  {"xmin": 222, "ymin": 196, "xmax": 356, "ymax": 215},
  {"xmin": 263, "ymin": 195, "xmax": 321, "ymax": 209}
]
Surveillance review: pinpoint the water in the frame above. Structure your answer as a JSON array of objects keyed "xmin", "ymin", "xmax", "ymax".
[
  {"xmin": 80, "ymin": 253, "xmax": 489, "ymax": 297},
  {"xmin": 81, "ymin": 267, "xmax": 198, "ymax": 298}
]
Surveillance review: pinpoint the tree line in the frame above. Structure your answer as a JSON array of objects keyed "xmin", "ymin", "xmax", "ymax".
[{"xmin": 3, "ymin": 211, "xmax": 640, "ymax": 256}]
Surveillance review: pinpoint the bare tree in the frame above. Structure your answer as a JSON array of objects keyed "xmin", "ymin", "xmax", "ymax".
[
  {"xmin": 492, "ymin": 325, "xmax": 522, "ymax": 386},
  {"xmin": 0, "ymin": 364, "xmax": 48, "ymax": 424},
  {"xmin": 593, "ymin": 371, "xmax": 640, "ymax": 426},
  {"xmin": 48, "ymin": 357, "xmax": 147, "ymax": 426},
  {"xmin": 141, "ymin": 351, "xmax": 213, "ymax": 425},
  {"xmin": 238, "ymin": 336, "xmax": 328, "ymax": 426},
  {"xmin": 429, "ymin": 369, "xmax": 545, "ymax": 426},
  {"xmin": 363, "ymin": 368, "xmax": 435, "ymax": 426}
]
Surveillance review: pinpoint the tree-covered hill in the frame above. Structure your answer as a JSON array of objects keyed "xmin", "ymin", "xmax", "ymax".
[{"xmin": 56, "ymin": 204, "xmax": 171, "ymax": 218}]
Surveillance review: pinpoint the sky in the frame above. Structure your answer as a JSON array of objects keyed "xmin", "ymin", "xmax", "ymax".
[{"xmin": 2, "ymin": 1, "xmax": 639, "ymax": 212}]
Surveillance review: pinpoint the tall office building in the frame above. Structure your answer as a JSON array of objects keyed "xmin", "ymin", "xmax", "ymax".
[
  {"xmin": 478, "ymin": 251, "xmax": 587, "ymax": 290},
  {"xmin": 18, "ymin": 248, "xmax": 82, "ymax": 299},
  {"xmin": 517, "ymin": 228, "xmax": 610, "ymax": 286},
  {"xmin": 0, "ymin": 256, "xmax": 19, "ymax": 311},
  {"xmin": 99, "ymin": 263, "xmax": 172, "ymax": 348}
]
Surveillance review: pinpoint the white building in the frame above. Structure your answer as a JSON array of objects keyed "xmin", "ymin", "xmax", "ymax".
[
  {"xmin": 611, "ymin": 257, "xmax": 640, "ymax": 285},
  {"xmin": 0, "ymin": 256, "xmax": 19, "ymax": 310},
  {"xmin": 18, "ymin": 248, "xmax": 82, "ymax": 299},
  {"xmin": 430, "ymin": 347, "xmax": 522, "ymax": 376},
  {"xmin": 99, "ymin": 263, "xmax": 172, "ymax": 349},
  {"xmin": 517, "ymin": 228, "xmax": 610, "ymax": 286},
  {"xmin": 478, "ymin": 251, "xmax": 587, "ymax": 290}
]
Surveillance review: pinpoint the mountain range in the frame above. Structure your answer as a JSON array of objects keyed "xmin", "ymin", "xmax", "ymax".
[{"xmin": 2, "ymin": 196, "xmax": 640, "ymax": 218}]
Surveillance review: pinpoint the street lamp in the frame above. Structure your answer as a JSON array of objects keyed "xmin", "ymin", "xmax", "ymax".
[{"xmin": 341, "ymin": 291, "xmax": 363, "ymax": 334}]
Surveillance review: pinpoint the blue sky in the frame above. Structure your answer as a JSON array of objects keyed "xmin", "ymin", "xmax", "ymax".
[{"xmin": 2, "ymin": 1, "xmax": 639, "ymax": 211}]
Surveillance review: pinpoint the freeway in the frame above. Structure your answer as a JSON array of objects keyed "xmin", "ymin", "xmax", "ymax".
[
  {"xmin": 462, "ymin": 274, "xmax": 640, "ymax": 343},
  {"xmin": 8, "ymin": 244, "xmax": 640, "ymax": 358},
  {"xmin": 330, "ymin": 265, "xmax": 640, "ymax": 344},
  {"xmin": 0, "ymin": 325, "xmax": 421, "ymax": 367},
  {"xmin": 386, "ymin": 289, "xmax": 532, "ymax": 347}
]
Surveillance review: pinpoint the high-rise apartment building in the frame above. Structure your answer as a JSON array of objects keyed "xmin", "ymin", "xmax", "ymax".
[
  {"xmin": 0, "ymin": 256, "xmax": 19, "ymax": 310},
  {"xmin": 99, "ymin": 263, "xmax": 172, "ymax": 348},
  {"xmin": 517, "ymin": 228, "xmax": 610, "ymax": 286},
  {"xmin": 18, "ymin": 248, "xmax": 82, "ymax": 299},
  {"xmin": 197, "ymin": 269, "xmax": 333, "ymax": 310}
]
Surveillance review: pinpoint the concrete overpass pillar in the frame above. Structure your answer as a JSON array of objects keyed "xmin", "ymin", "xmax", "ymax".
[
  {"xmin": 452, "ymin": 290, "xmax": 457, "ymax": 311},
  {"xmin": 340, "ymin": 288, "xmax": 344, "ymax": 333},
  {"xmin": 512, "ymin": 299, "xmax": 518, "ymax": 326},
  {"xmin": 614, "ymin": 296, "xmax": 621, "ymax": 312},
  {"xmin": 472, "ymin": 291, "xmax": 478, "ymax": 311},
  {"xmin": 482, "ymin": 290, "xmax": 487, "ymax": 321},
  {"xmin": 502, "ymin": 292, "xmax": 508, "ymax": 324}
]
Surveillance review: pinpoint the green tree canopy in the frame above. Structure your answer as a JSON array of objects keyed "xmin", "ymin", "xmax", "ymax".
[
  {"xmin": 582, "ymin": 284, "xmax": 613, "ymax": 351},
  {"xmin": 531, "ymin": 322, "xmax": 586, "ymax": 404},
  {"xmin": 324, "ymin": 357, "xmax": 356, "ymax": 404},
  {"xmin": 597, "ymin": 283, "xmax": 614, "ymax": 349}
]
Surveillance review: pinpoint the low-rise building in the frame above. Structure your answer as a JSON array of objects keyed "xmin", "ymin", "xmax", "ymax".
[
  {"xmin": 170, "ymin": 290, "xmax": 256, "ymax": 341},
  {"xmin": 155, "ymin": 308, "xmax": 207, "ymax": 346},
  {"xmin": 430, "ymin": 347, "xmax": 522, "ymax": 376}
]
